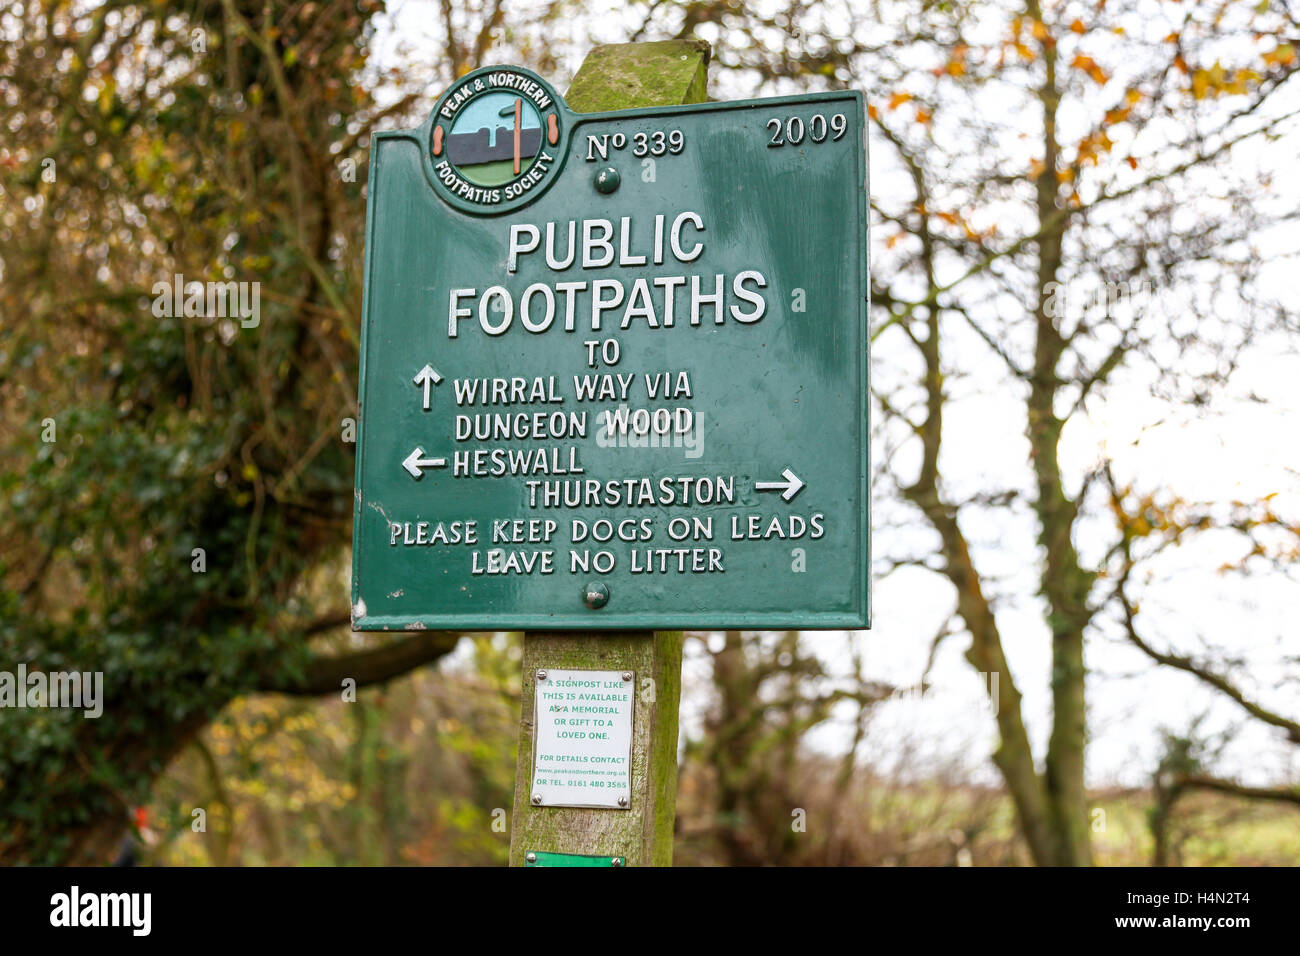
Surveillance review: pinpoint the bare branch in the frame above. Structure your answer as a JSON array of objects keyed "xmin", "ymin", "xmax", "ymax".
[{"xmin": 258, "ymin": 632, "xmax": 464, "ymax": 696}]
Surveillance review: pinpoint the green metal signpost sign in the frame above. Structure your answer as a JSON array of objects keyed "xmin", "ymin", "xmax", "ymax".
[{"xmin": 351, "ymin": 62, "xmax": 869, "ymax": 633}]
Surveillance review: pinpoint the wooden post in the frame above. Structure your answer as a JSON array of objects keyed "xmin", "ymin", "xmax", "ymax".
[
  {"xmin": 507, "ymin": 39, "xmax": 710, "ymax": 868},
  {"xmin": 508, "ymin": 631, "xmax": 683, "ymax": 866}
]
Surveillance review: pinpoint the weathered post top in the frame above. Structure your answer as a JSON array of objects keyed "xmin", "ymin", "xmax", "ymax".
[{"xmin": 565, "ymin": 39, "xmax": 710, "ymax": 112}]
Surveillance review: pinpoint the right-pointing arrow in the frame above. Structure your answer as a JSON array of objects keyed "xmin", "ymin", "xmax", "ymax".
[
  {"xmin": 402, "ymin": 446, "xmax": 447, "ymax": 479},
  {"xmin": 755, "ymin": 468, "xmax": 806, "ymax": 502}
]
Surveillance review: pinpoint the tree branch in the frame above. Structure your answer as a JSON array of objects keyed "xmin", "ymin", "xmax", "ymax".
[
  {"xmin": 1174, "ymin": 774, "xmax": 1300, "ymax": 807},
  {"xmin": 1110, "ymin": 527, "xmax": 1300, "ymax": 744},
  {"xmin": 1116, "ymin": 583, "xmax": 1300, "ymax": 744},
  {"xmin": 258, "ymin": 631, "xmax": 464, "ymax": 696}
]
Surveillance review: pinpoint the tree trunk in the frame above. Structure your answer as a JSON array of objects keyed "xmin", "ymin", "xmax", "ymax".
[{"xmin": 1027, "ymin": 0, "xmax": 1094, "ymax": 866}]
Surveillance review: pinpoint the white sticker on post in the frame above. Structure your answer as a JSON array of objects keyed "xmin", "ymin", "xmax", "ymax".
[{"xmin": 531, "ymin": 668, "xmax": 634, "ymax": 809}]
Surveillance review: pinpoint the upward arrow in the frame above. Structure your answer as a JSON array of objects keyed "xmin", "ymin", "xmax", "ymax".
[{"xmin": 413, "ymin": 364, "xmax": 443, "ymax": 411}]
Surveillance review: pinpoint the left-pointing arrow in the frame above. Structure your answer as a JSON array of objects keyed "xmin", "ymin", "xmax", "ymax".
[
  {"xmin": 413, "ymin": 364, "xmax": 444, "ymax": 411},
  {"xmin": 402, "ymin": 446, "xmax": 447, "ymax": 479}
]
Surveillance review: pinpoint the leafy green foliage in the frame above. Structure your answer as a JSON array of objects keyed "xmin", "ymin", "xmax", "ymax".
[{"xmin": 0, "ymin": 0, "xmax": 389, "ymax": 863}]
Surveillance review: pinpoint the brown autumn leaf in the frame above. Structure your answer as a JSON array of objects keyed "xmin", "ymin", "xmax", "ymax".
[{"xmin": 1070, "ymin": 53, "xmax": 1109, "ymax": 85}]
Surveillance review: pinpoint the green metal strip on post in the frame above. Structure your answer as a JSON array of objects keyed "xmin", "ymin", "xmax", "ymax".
[
  {"xmin": 525, "ymin": 850, "xmax": 628, "ymax": 867},
  {"xmin": 507, "ymin": 40, "xmax": 709, "ymax": 868}
]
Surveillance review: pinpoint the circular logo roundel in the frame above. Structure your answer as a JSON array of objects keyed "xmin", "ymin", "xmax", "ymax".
[{"xmin": 429, "ymin": 67, "xmax": 564, "ymax": 213}]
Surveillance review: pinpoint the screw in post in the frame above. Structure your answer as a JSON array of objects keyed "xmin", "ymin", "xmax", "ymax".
[
  {"xmin": 622, "ymin": 671, "xmax": 633, "ymax": 682},
  {"xmin": 532, "ymin": 794, "xmax": 543, "ymax": 805},
  {"xmin": 582, "ymin": 582, "xmax": 610, "ymax": 609},
  {"xmin": 526, "ymin": 852, "xmax": 537, "ymax": 864},
  {"xmin": 594, "ymin": 166, "xmax": 620, "ymax": 194},
  {"xmin": 536, "ymin": 669, "xmax": 547, "ymax": 681}
]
